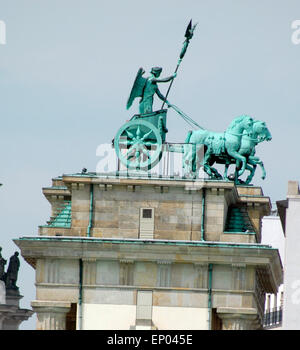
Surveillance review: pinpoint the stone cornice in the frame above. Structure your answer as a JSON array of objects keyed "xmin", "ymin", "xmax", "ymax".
[
  {"xmin": 14, "ymin": 236, "xmax": 283, "ymax": 292},
  {"xmin": 50, "ymin": 175, "xmax": 271, "ymax": 214}
]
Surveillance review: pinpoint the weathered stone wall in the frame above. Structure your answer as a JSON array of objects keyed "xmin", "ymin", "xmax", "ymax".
[{"xmin": 39, "ymin": 177, "xmax": 270, "ymax": 244}]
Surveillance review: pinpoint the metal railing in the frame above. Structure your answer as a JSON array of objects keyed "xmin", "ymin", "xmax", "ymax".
[{"xmin": 263, "ymin": 307, "xmax": 282, "ymax": 328}]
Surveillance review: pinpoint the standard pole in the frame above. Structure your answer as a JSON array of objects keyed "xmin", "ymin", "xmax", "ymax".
[{"xmin": 161, "ymin": 19, "xmax": 197, "ymax": 109}]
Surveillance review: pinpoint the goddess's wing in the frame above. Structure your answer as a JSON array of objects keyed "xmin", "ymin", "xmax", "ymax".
[{"xmin": 126, "ymin": 67, "xmax": 147, "ymax": 110}]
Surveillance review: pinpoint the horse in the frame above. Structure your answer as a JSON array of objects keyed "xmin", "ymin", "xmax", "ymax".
[
  {"xmin": 183, "ymin": 115, "xmax": 254, "ymax": 179},
  {"xmin": 223, "ymin": 120, "xmax": 272, "ymax": 184}
]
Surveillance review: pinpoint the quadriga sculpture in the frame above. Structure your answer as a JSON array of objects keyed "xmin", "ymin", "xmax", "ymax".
[{"xmin": 113, "ymin": 19, "xmax": 271, "ymax": 185}]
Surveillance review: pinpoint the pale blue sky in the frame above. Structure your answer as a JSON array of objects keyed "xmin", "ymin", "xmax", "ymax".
[{"xmin": 0, "ymin": 0, "xmax": 300, "ymax": 329}]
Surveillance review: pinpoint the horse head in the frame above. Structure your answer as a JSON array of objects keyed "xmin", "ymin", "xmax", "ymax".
[
  {"xmin": 241, "ymin": 115, "xmax": 254, "ymax": 133},
  {"xmin": 252, "ymin": 121, "xmax": 272, "ymax": 143},
  {"xmin": 226, "ymin": 115, "xmax": 254, "ymax": 134}
]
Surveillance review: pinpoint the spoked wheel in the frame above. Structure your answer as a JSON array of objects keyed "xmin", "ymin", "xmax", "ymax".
[{"xmin": 114, "ymin": 119, "xmax": 163, "ymax": 171}]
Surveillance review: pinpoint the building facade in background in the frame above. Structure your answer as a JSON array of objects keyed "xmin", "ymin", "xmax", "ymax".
[
  {"xmin": 261, "ymin": 215, "xmax": 285, "ymax": 329},
  {"xmin": 277, "ymin": 180, "xmax": 300, "ymax": 330}
]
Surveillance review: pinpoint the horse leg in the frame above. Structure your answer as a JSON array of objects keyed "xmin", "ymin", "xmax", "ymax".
[
  {"xmin": 245, "ymin": 163, "xmax": 256, "ymax": 185},
  {"xmin": 233, "ymin": 159, "xmax": 249, "ymax": 185},
  {"xmin": 224, "ymin": 163, "xmax": 228, "ymax": 180},
  {"xmin": 224, "ymin": 160, "xmax": 232, "ymax": 180},
  {"xmin": 202, "ymin": 152, "xmax": 215, "ymax": 178},
  {"xmin": 249, "ymin": 156, "xmax": 266, "ymax": 180},
  {"xmin": 234, "ymin": 160, "xmax": 242, "ymax": 184},
  {"xmin": 205, "ymin": 157, "xmax": 222, "ymax": 180},
  {"xmin": 259, "ymin": 161, "xmax": 266, "ymax": 180},
  {"xmin": 215, "ymin": 170, "xmax": 223, "ymax": 179},
  {"xmin": 227, "ymin": 151, "xmax": 247, "ymax": 177},
  {"xmin": 211, "ymin": 167, "xmax": 223, "ymax": 179},
  {"xmin": 238, "ymin": 156, "xmax": 247, "ymax": 176},
  {"xmin": 232, "ymin": 158, "xmax": 255, "ymax": 185}
]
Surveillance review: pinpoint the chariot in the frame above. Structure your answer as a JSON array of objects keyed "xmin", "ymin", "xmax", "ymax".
[{"xmin": 113, "ymin": 109, "xmax": 183, "ymax": 171}]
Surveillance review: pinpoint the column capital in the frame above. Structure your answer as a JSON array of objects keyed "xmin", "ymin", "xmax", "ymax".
[
  {"xmin": 217, "ymin": 307, "xmax": 260, "ymax": 330},
  {"xmin": 31, "ymin": 300, "xmax": 71, "ymax": 312},
  {"xmin": 31, "ymin": 300, "xmax": 71, "ymax": 330}
]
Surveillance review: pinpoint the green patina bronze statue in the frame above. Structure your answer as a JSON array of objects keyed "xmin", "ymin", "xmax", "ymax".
[
  {"xmin": 114, "ymin": 20, "xmax": 198, "ymax": 171},
  {"xmin": 184, "ymin": 115, "xmax": 254, "ymax": 178},
  {"xmin": 113, "ymin": 19, "xmax": 271, "ymax": 185},
  {"xmin": 224, "ymin": 120, "xmax": 272, "ymax": 184},
  {"xmin": 127, "ymin": 67, "xmax": 176, "ymax": 114},
  {"xmin": 183, "ymin": 116, "xmax": 272, "ymax": 183}
]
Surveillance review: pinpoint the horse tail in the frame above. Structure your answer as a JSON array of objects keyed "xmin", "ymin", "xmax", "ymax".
[{"xmin": 185, "ymin": 130, "xmax": 193, "ymax": 143}]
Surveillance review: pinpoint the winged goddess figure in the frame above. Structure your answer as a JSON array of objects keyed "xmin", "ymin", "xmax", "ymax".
[{"xmin": 126, "ymin": 67, "xmax": 176, "ymax": 115}]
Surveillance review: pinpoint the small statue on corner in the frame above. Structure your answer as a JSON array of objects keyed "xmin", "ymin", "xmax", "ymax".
[
  {"xmin": 5, "ymin": 251, "xmax": 20, "ymax": 290},
  {"xmin": 0, "ymin": 247, "xmax": 7, "ymax": 282}
]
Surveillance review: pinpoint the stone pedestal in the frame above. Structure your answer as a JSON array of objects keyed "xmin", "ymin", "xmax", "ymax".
[
  {"xmin": 31, "ymin": 301, "xmax": 71, "ymax": 330},
  {"xmin": 0, "ymin": 304, "xmax": 15, "ymax": 329},
  {"xmin": 0, "ymin": 283, "xmax": 34, "ymax": 330},
  {"xmin": 2, "ymin": 309, "xmax": 34, "ymax": 330},
  {"xmin": 3, "ymin": 289, "xmax": 34, "ymax": 330}
]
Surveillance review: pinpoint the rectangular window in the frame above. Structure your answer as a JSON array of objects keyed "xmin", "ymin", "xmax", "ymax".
[
  {"xmin": 139, "ymin": 208, "xmax": 154, "ymax": 239},
  {"xmin": 142, "ymin": 209, "xmax": 152, "ymax": 219}
]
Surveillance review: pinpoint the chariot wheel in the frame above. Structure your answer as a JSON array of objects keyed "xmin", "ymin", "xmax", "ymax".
[{"xmin": 114, "ymin": 119, "xmax": 163, "ymax": 171}]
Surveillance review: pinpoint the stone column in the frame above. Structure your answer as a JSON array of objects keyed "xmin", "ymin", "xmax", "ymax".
[
  {"xmin": 217, "ymin": 307, "xmax": 261, "ymax": 330},
  {"xmin": 31, "ymin": 301, "xmax": 71, "ymax": 330}
]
